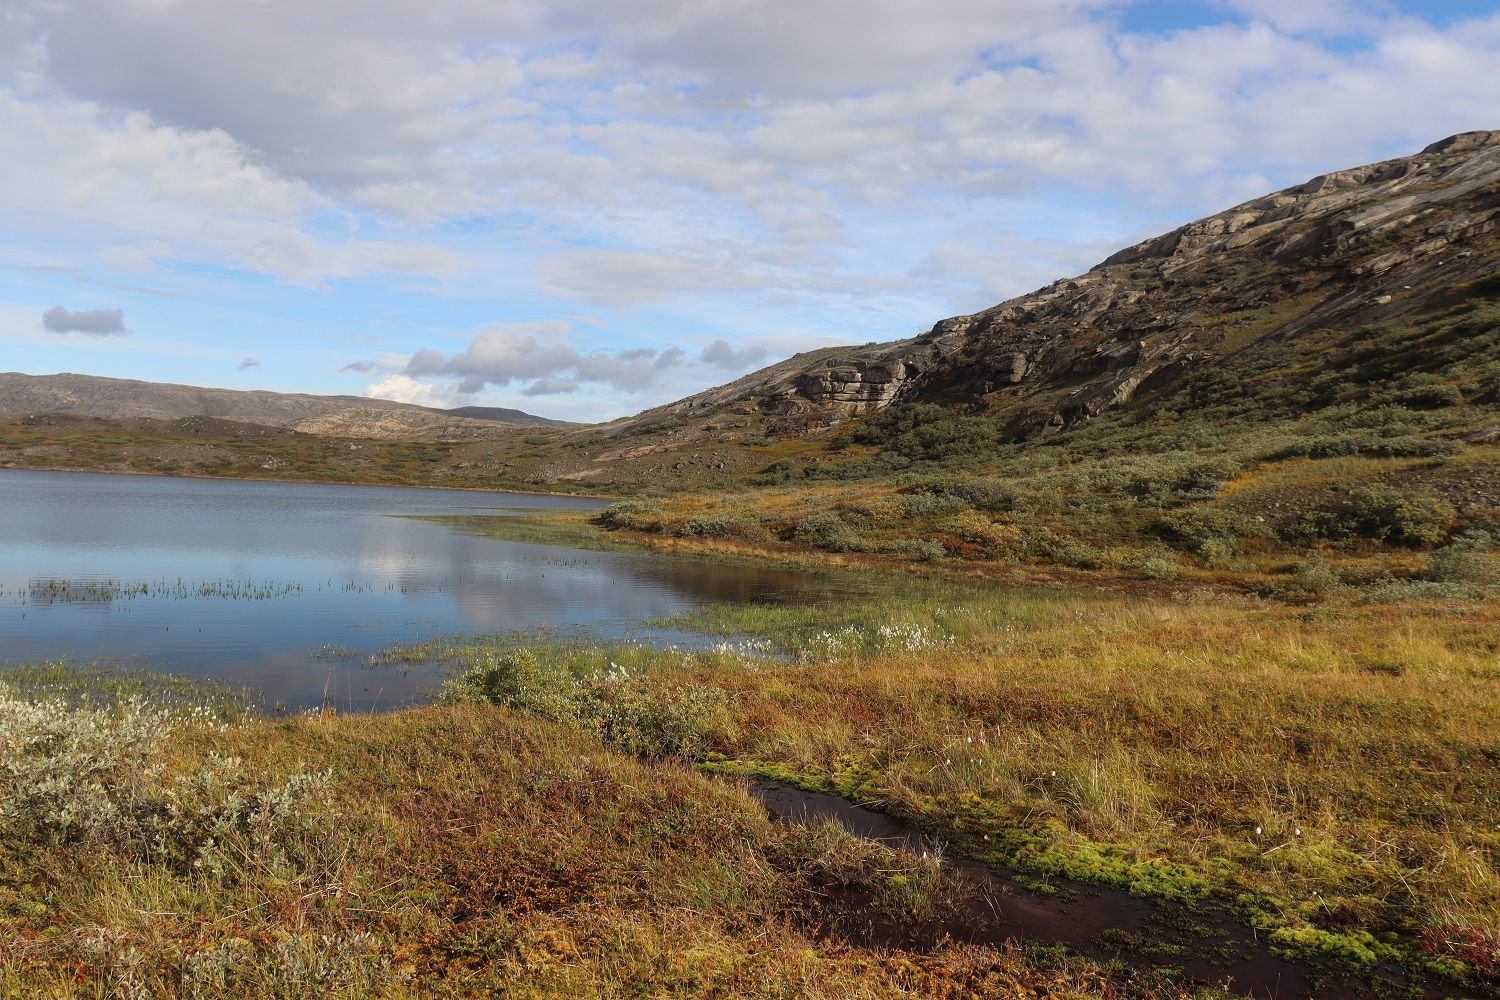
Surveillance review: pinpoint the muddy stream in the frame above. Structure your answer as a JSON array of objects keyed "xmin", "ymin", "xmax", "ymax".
[{"xmin": 747, "ymin": 781, "xmax": 1490, "ymax": 1000}]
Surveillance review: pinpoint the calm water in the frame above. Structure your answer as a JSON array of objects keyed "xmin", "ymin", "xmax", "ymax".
[{"xmin": 0, "ymin": 469, "xmax": 818, "ymax": 708}]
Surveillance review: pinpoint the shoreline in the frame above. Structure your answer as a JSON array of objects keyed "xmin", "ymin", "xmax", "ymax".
[{"xmin": 0, "ymin": 461, "xmax": 620, "ymax": 501}]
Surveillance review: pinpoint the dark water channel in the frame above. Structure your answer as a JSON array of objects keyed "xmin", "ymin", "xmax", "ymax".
[
  {"xmin": 0, "ymin": 469, "xmax": 829, "ymax": 708},
  {"xmin": 749, "ymin": 781, "xmax": 1488, "ymax": 1000}
]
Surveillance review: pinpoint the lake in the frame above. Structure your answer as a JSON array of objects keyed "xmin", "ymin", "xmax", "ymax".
[{"xmin": 0, "ymin": 469, "xmax": 819, "ymax": 709}]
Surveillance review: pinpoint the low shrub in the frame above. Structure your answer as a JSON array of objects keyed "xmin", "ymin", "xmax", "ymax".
[
  {"xmin": 784, "ymin": 513, "xmax": 869, "ymax": 552},
  {"xmin": 598, "ymin": 500, "xmax": 665, "ymax": 532},
  {"xmin": 910, "ymin": 475, "xmax": 1026, "ymax": 513},
  {"xmin": 442, "ymin": 654, "xmax": 736, "ymax": 760},
  {"xmin": 1129, "ymin": 547, "xmax": 1184, "ymax": 580},
  {"xmin": 1283, "ymin": 486, "xmax": 1456, "ymax": 548},
  {"xmin": 1364, "ymin": 437, "xmax": 1464, "ymax": 459},
  {"xmin": 682, "ymin": 515, "xmax": 757, "ymax": 538},
  {"xmin": 0, "ymin": 696, "xmax": 333, "ymax": 874},
  {"xmin": 895, "ymin": 492, "xmax": 970, "ymax": 518},
  {"xmin": 847, "ymin": 404, "xmax": 1000, "ymax": 468},
  {"xmin": 883, "ymin": 538, "xmax": 947, "ymax": 562},
  {"xmin": 439, "ymin": 649, "xmax": 578, "ymax": 721},
  {"xmin": 1262, "ymin": 558, "xmax": 1345, "ymax": 600},
  {"xmin": 1425, "ymin": 530, "xmax": 1500, "ymax": 584},
  {"xmin": 580, "ymin": 677, "xmax": 738, "ymax": 760},
  {"xmin": 751, "ymin": 459, "xmax": 803, "ymax": 485},
  {"xmin": 1383, "ymin": 384, "xmax": 1465, "ymax": 409},
  {"xmin": 1152, "ymin": 508, "xmax": 1268, "ymax": 560}
]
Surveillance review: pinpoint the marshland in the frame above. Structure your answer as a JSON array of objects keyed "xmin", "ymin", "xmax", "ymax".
[{"xmin": 1, "ymin": 463, "xmax": 1496, "ymax": 998}]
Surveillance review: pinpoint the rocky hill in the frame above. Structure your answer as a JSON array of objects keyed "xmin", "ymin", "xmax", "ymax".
[
  {"xmin": 522, "ymin": 131, "xmax": 1498, "ymax": 486},
  {"xmin": 0, "ymin": 372, "xmax": 569, "ymax": 430},
  {"xmin": 288, "ymin": 408, "xmax": 534, "ymax": 442}
]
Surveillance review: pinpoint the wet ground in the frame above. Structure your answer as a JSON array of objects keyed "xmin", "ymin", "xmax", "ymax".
[{"xmin": 748, "ymin": 780, "xmax": 1492, "ymax": 1000}]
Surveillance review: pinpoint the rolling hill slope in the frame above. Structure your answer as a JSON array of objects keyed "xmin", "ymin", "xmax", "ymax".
[{"xmin": 0, "ymin": 372, "xmax": 570, "ymax": 430}]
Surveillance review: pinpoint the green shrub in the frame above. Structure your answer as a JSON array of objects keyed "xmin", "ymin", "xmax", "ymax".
[
  {"xmin": 1152, "ymin": 508, "xmax": 1268, "ymax": 559},
  {"xmin": 752, "ymin": 459, "xmax": 803, "ymax": 485},
  {"xmin": 1426, "ymin": 530, "xmax": 1499, "ymax": 584},
  {"xmin": 598, "ymin": 500, "xmax": 665, "ymax": 532},
  {"xmin": 681, "ymin": 515, "xmax": 756, "ymax": 538},
  {"xmin": 895, "ymin": 492, "xmax": 970, "ymax": 518},
  {"xmin": 883, "ymin": 538, "xmax": 947, "ymax": 562},
  {"xmin": 1284, "ymin": 487, "xmax": 1456, "ymax": 548},
  {"xmin": 442, "ymin": 655, "xmax": 735, "ymax": 760},
  {"xmin": 440, "ymin": 650, "xmax": 578, "ymax": 721},
  {"xmin": 1026, "ymin": 531, "xmax": 1115, "ymax": 569},
  {"xmin": 1383, "ymin": 384, "xmax": 1464, "ymax": 409},
  {"xmin": 785, "ymin": 513, "xmax": 869, "ymax": 552},
  {"xmin": 1129, "ymin": 547, "xmax": 1183, "ymax": 580},
  {"xmin": 1337, "ymin": 486, "xmax": 1456, "ymax": 547},
  {"xmin": 848, "ymin": 404, "xmax": 1000, "ymax": 467},
  {"xmin": 911, "ymin": 475, "xmax": 1025, "ymax": 513},
  {"xmin": 580, "ymin": 679, "xmax": 737, "ymax": 760},
  {"xmin": 1271, "ymin": 435, "xmax": 1376, "ymax": 460},
  {"xmin": 1342, "ymin": 404, "xmax": 1446, "ymax": 433},
  {"xmin": 1264, "ymin": 559, "xmax": 1345, "ymax": 600},
  {"xmin": 1364, "ymin": 437, "xmax": 1463, "ymax": 459}
]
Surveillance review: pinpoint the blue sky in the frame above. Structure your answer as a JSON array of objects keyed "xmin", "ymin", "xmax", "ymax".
[{"xmin": 1, "ymin": 0, "xmax": 1497, "ymax": 422}]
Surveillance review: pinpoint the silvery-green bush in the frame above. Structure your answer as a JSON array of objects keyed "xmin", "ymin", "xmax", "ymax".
[{"xmin": 0, "ymin": 695, "xmax": 332, "ymax": 873}]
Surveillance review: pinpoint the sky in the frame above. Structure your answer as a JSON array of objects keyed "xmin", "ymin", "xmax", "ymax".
[{"xmin": 1, "ymin": 1, "xmax": 1497, "ymax": 422}]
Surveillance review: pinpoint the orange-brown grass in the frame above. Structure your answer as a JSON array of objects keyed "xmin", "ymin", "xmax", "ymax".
[
  {"xmin": 624, "ymin": 591, "xmax": 1499, "ymax": 977},
  {"xmin": 0, "ymin": 702, "xmax": 1207, "ymax": 999}
]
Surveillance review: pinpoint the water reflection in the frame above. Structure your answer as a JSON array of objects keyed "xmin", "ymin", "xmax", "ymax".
[{"xmin": 0, "ymin": 469, "xmax": 830, "ymax": 708}]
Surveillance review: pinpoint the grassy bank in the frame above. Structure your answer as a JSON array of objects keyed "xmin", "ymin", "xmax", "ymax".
[
  {"xmin": 3, "ymin": 520, "xmax": 1496, "ymax": 996},
  {"xmin": 1, "ymin": 673, "xmax": 1220, "ymax": 999},
  {"xmin": 368, "ymin": 567, "xmax": 1500, "ymax": 992}
]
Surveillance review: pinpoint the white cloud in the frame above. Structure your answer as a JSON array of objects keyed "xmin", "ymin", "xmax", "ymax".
[
  {"xmin": 402, "ymin": 320, "xmax": 696, "ymax": 393},
  {"xmin": 364, "ymin": 374, "xmax": 468, "ymax": 408}
]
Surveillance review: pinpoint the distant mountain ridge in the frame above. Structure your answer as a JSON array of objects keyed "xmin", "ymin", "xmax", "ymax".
[{"xmin": 0, "ymin": 372, "xmax": 572, "ymax": 429}]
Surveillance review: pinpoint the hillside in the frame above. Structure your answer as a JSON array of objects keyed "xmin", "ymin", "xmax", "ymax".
[
  {"xmin": 0, "ymin": 372, "xmax": 569, "ymax": 430},
  {"xmin": 530, "ymin": 131, "xmax": 1499, "ymax": 476},
  {"xmin": 287, "ymin": 408, "xmax": 534, "ymax": 442},
  {"xmin": 498, "ymin": 132, "xmax": 1500, "ymax": 598}
]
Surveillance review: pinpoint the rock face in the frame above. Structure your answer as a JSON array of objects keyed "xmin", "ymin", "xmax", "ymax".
[
  {"xmin": 604, "ymin": 131, "xmax": 1500, "ymax": 443},
  {"xmin": 905, "ymin": 131, "xmax": 1500, "ymax": 435},
  {"xmin": 761, "ymin": 334, "xmax": 965, "ymax": 420}
]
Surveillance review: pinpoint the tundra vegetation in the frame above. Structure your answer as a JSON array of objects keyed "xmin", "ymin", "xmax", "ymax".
[
  {"xmin": 6, "ymin": 282, "xmax": 1496, "ymax": 998},
  {"xmin": 2, "ymin": 290, "xmax": 1498, "ymax": 998},
  {"xmin": 578, "ymin": 291, "xmax": 1500, "ymax": 601},
  {"xmin": 1, "ymin": 562, "xmax": 1496, "ymax": 997},
  {"xmin": 3, "ymin": 657, "xmax": 1236, "ymax": 1000}
]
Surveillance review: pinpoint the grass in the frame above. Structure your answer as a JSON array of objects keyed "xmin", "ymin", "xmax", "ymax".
[
  {"xmin": 0, "ymin": 677, "xmax": 1220, "ymax": 1000},
  {"xmin": 0, "ymin": 661, "xmax": 256, "ymax": 721},
  {"xmin": 341, "ymin": 561, "xmax": 1500, "ymax": 990}
]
